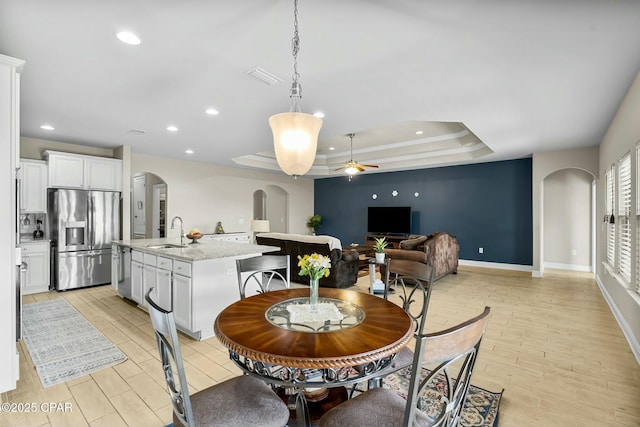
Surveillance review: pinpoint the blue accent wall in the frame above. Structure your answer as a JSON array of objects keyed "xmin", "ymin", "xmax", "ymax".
[{"xmin": 313, "ymin": 158, "xmax": 532, "ymax": 265}]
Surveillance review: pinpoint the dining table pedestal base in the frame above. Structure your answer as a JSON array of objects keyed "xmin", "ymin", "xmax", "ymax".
[{"xmin": 278, "ymin": 386, "xmax": 348, "ymax": 425}]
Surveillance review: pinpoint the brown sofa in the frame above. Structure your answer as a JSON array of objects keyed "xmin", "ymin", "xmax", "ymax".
[
  {"xmin": 255, "ymin": 233, "xmax": 359, "ymax": 289},
  {"xmin": 383, "ymin": 232, "xmax": 459, "ymax": 282}
]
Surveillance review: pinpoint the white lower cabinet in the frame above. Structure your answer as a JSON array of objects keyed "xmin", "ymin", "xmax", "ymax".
[
  {"xmin": 131, "ymin": 251, "xmax": 144, "ymax": 303},
  {"xmin": 142, "ymin": 264, "xmax": 156, "ymax": 308},
  {"xmin": 172, "ymin": 272, "xmax": 192, "ymax": 331},
  {"xmin": 21, "ymin": 242, "xmax": 50, "ymax": 295},
  {"xmin": 155, "ymin": 256, "xmax": 173, "ymax": 311}
]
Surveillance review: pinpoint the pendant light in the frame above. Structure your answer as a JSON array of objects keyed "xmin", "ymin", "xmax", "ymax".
[{"xmin": 269, "ymin": 0, "xmax": 322, "ymax": 178}]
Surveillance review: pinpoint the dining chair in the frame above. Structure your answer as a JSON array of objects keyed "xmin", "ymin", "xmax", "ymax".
[
  {"xmin": 352, "ymin": 264, "xmax": 436, "ymax": 394},
  {"xmin": 321, "ymin": 306, "xmax": 492, "ymax": 427},
  {"xmin": 144, "ymin": 289, "xmax": 290, "ymax": 427},
  {"xmin": 236, "ymin": 254, "xmax": 290, "ymax": 299}
]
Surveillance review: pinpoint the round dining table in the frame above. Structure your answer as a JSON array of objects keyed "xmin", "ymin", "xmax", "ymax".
[{"xmin": 214, "ymin": 287, "xmax": 414, "ymax": 423}]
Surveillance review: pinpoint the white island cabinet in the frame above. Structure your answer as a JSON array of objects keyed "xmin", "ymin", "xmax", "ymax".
[{"xmin": 115, "ymin": 238, "xmax": 278, "ymax": 340}]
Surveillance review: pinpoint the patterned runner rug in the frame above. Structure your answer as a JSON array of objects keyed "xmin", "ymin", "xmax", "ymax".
[
  {"xmin": 22, "ymin": 298, "xmax": 128, "ymax": 388},
  {"xmin": 382, "ymin": 366, "xmax": 503, "ymax": 427}
]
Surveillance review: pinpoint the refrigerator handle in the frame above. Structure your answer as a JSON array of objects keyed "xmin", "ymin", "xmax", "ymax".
[{"xmin": 87, "ymin": 195, "xmax": 93, "ymax": 248}]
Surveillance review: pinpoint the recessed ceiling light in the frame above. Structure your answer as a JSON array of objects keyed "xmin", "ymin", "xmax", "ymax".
[
  {"xmin": 313, "ymin": 111, "xmax": 325, "ymax": 118},
  {"xmin": 166, "ymin": 125, "xmax": 178, "ymax": 132},
  {"xmin": 416, "ymin": 130, "xmax": 424, "ymax": 135},
  {"xmin": 40, "ymin": 124, "xmax": 54, "ymax": 130},
  {"xmin": 185, "ymin": 149, "xmax": 194, "ymax": 154},
  {"xmin": 116, "ymin": 31, "xmax": 141, "ymax": 45},
  {"xmin": 205, "ymin": 108, "xmax": 219, "ymax": 116},
  {"xmin": 328, "ymin": 147, "xmax": 335, "ymax": 151}
]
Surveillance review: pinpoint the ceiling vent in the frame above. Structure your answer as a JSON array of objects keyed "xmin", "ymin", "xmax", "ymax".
[{"xmin": 246, "ymin": 67, "xmax": 282, "ymax": 86}]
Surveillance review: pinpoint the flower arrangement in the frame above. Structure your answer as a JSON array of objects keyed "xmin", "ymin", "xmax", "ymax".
[
  {"xmin": 373, "ymin": 237, "xmax": 388, "ymax": 253},
  {"xmin": 297, "ymin": 253, "xmax": 331, "ymax": 280}
]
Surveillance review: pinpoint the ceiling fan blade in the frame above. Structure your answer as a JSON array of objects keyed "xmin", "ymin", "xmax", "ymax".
[
  {"xmin": 356, "ymin": 165, "xmax": 365, "ymax": 172},
  {"xmin": 333, "ymin": 166, "xmax": 346, "ymax": 171},
  {"xmin": 360, "ymin": 164, "xmax": 379, "ymax": 169}
]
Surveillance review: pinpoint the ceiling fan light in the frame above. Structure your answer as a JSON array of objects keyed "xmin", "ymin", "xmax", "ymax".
[
  {"xmin": 345, "ymin": 166, "xmax": 359, "ymax": 175},
  {"xmin": 269, "ymin": 112, "xmax": 322, "ymax": 176}
]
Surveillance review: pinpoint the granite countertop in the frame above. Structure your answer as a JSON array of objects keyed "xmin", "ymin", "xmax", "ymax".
[{"xmin": 112, "ymin": 238, "xmax": 279, "ymax": 262}]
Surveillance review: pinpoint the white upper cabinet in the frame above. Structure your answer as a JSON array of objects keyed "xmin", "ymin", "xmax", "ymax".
[
  {"xmin": 47, "ymin": 152, "xmax": 84, "ymax": 188},
  {"xmin": 44, "ymin": 151, "xmax": 122, "ymax": 191},
  {"xmin": 86, "ymin": 156, "xmax": 122, "ymax": 191},
  {"xmin": 19, "ymin": 159, "xmax": 47, "ymax": 213}
]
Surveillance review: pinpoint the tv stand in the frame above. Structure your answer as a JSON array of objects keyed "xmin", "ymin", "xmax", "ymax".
[{"xmin": 365, "ymin": 233, "xmax": 410, "ymax": 249}]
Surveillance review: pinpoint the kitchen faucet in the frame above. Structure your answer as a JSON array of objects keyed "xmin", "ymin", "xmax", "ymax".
[{"xmin": 171, "ymin": 216, "xmax": 185, "ymax": 246}]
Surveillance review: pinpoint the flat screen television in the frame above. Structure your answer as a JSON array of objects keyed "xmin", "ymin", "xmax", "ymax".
[{"xmin": 367, "ymin": 206, "xmax": 411, "ymax": 235}]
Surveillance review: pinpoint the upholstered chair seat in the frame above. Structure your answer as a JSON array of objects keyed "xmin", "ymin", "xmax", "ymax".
[{"xmin": 177, "ymin": 375, "xmax": 289, "ymax": 427}]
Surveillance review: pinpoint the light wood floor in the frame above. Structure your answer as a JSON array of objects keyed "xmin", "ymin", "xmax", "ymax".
[{"xmin": 1, "ymin": 266, "xmax": 639, "ymax": 427}]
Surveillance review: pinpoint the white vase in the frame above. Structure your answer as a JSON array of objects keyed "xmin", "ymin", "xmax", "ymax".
[{"xmin": 375, "ymin": 252, "xmax": 385, "ymax": 263}]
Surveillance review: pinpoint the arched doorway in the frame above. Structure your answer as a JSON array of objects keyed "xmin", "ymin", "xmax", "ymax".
[
  {"xmin": 542, "ymin": 168, "xmax": 595, "ymax": 272},
  {"xmin": 252, "ymin": 186, "xmax": 289, "ymax": 234}
]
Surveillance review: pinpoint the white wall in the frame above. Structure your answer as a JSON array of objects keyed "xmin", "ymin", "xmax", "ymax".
[
  {"xmin": 597, "ymin": 68, "xmax": 640, "ymax": 361},
  {"xmin": 543, "ymin": 169, "xmax": 592, "ymax": 269},
  {"xmin": 130, "ymin": 153, "xmax": 314, "ymax": 238}
]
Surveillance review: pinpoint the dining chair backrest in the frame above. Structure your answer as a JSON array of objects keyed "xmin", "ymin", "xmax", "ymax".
[
  {"xmin": 384, "ymin": 265, "xmax": 435, "ymax": 337},
  {"xmin": 236, "ymin": 255, "xmax": 290, "ymax": 299},
  {"xmin": 145, "ymin": 289, "xmax": 195, "ymax": 427},
  {"xmin": 404, "ymin": 306, "xmax": 491, "ymax": 427}
]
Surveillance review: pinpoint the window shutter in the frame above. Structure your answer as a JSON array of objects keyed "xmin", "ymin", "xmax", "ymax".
[
  {"xmin": 618, "ymin": 155, "xmax": 631, "ymax": 283},
  {"xmin": 606, "ymin": 167, "xmax": 615, "ymax": 268}
]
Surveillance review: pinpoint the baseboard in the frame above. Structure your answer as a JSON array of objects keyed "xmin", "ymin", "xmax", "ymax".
[
  {"xmin": 595, "ymin": 273, "xmax": 640, "ymax": 364},
  {"xmin": 458, "ymin": 259, "xmax": 533, "ymax": 272},
  {"xmin": 544, "ymin": 262, "xmax": 592, "ymax": 272}
]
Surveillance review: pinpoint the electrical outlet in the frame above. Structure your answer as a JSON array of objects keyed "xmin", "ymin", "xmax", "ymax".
[
  {"xmin": 478, "ymin": 247, "xmax": 484, "ymax": 254},
  {"xmin": 238, "ymin": 218, "xmax": 245, "ymax": 224},
  {"xmin": 571, "ymin": 249, "xmax": 577, "ymax": 256}
]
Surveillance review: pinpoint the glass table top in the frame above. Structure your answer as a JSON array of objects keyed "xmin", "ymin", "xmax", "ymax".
[{"xmin": 265, "ymin": 297, "xmax": 366, "ymax": 333}]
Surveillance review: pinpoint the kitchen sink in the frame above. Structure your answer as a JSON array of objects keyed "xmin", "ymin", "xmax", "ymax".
[{"xmin": 146, "ymin": 244, "xmax": 187, "ymax": 249}]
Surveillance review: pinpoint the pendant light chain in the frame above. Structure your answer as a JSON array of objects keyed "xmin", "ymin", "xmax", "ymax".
[
  {"xmin": 289, "ymin": 0, "xmax": 302, "ymax": 112},
  {"xmin": 269, "ymin": 0, "xmax": 322, "ymax": 178},
  {"xmin": 292, "ymin": 0, "xmax": 300, "ymax": 83}
]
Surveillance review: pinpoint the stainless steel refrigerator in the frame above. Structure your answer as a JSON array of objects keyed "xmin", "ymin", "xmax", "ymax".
[{"xmin": 48, "ymin": 189, "xmax": 120, "ymax": 291}]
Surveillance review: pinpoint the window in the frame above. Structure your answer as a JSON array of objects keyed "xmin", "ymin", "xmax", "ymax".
[
  {"xmin": 605, "ymin": 166, "xmax": 615, "ymax": 268},
  {"xmin": 618, "ymin": 154, "xmax": 631, "ymax": 283},
  {"xmin": 636, "ymin": 143, "xmax": 640, "ymax": 295}
]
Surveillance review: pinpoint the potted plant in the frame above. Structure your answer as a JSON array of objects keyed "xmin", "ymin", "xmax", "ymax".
[
  {"xmin": 307, "ymin": 214, "xmax": 322, "ymax": 235},
  {"xmin": 373, "ymin": 237, "xmax": 388, "ymax": 262}
]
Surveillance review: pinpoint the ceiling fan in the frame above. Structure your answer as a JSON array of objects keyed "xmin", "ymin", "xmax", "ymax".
[{"xmin": 334, "ymin": 133, "xmax": 379, "ymax": 178}]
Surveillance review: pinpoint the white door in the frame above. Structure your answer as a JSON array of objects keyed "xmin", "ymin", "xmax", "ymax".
[{"xmin": 132, "ymin": 175, "xmax": 146, "ymax": 237}]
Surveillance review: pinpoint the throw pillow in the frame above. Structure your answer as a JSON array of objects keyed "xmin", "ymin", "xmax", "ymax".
[{"xmin": 399, "ymin": 235, "xmax": 428, "ymax": 250}]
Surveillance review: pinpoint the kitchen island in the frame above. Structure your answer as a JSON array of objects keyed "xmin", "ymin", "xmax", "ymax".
[{"xmin": 112, "ymin": 237, "xmax": 279, "ymax": 340}]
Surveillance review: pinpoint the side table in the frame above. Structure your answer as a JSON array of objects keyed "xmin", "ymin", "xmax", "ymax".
[{"xmin": 366, "ymin": 257, "xmax": 390, "ymax": 295}]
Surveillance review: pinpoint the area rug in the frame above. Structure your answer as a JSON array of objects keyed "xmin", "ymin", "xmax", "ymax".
[
  {"xmin": 22, "ymin": 298, "xmax": 128, "ymax": 388},
  {"xmin": 382, "ymin": 366, "xmax": 503, "ymax": 427}
]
